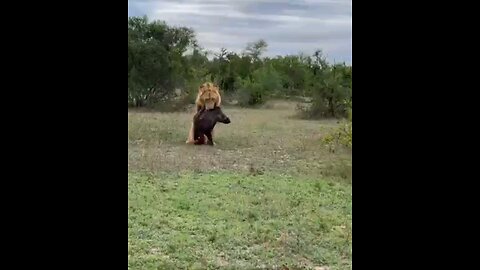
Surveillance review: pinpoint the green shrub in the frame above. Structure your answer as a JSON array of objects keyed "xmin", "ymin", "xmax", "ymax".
[
  {"xmin": 236, "ymin": 64, "xmax": 282, "ymax": 107},
  {"xmin": 323, "ymin": 120, "xmax": 352, "ymax": 152}
]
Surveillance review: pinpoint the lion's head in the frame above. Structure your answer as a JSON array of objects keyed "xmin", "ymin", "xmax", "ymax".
[{"xmin": 196, "ymin": 82, "xmax": 222, "ymax": 110}]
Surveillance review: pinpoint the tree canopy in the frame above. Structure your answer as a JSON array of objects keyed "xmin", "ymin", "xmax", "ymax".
[{"xmin": 128, "ymin": 16, "xmax": 352, "ymax": 119}]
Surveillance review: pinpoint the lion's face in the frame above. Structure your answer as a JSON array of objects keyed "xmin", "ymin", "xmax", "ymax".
[{"xmin": 197, "ymin": 82, "xmax": 221, "ymax": 109}]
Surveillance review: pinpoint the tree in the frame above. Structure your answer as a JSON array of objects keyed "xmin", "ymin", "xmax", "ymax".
[
  {"xmin": 127, "ymin": 16, "xmax": 352, "ymax": 114},
  {"xmin": 128, "ymin": 16, "xmax": 196, "ymax": 106},
  {"xmin": 308, "ymin": 64, "xmax": 352, "ymax": 118},
  {"xmin": 243, "ymin": 39, "xmax": 268, "ymax": 61}
]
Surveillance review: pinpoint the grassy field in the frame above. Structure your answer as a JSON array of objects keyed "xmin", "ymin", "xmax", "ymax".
[{"xmin": 128, "ymin": 101, "xmax": 352, "ymax": 270}]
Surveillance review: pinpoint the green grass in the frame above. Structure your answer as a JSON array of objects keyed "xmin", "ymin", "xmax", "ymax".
[
  {"xmin": 128, "ymin": 100, "xmax": 352, "ymax": 269},
  {"xmin": 128, "ymin": 172, "xmax": 351, "ymax": 270}
]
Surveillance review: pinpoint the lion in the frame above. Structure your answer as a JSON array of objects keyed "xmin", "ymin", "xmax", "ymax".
[{"xmin": 186, "ymin": 82, "xmax": 222, "ymax": 144}]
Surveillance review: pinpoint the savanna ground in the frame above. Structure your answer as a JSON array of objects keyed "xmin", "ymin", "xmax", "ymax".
[{"xmin": 128, "ymin": 101, "xmax": 352, "ymax": 270}]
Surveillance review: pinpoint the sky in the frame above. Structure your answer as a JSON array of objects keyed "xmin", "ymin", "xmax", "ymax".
[{"xmin": 128, "ymin": 0, "xmax": 352, "ymax": 64}]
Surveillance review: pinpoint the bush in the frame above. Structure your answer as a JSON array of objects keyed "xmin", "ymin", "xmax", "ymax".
[
  {"xmin": 322, "ymin": 119, "xmax": 352, "ymax": 152},
  {"xmin": 299, "ymin": 64, "xmax": 352, "ymax": 119},
  {"xmin": 236, "ymin": 65, "xmax": 282, "ymax": 107},
  {"xmin": 324, "ymin": 104, "xmax": 352, "ymax": 152},
  {"xmin": 235, "ymin": 79, "xmax": 262, "ymax": 106}
]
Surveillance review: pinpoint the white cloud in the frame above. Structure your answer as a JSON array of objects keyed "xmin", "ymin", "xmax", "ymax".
[{"xmin": 128, "ymin": 0, "xmax": 352, "ymax": 64}]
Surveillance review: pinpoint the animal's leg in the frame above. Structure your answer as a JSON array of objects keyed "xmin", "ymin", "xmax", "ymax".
[
  {"xmin": 205, "ymin": 131, "xmax": 214, "ymax": 146},
  {"xmin": 208, "ymin": 129, "xmax": 216, "ymax": 145},
  {"xmin": 203, "ymin": 131, "xmax": 215, "ymax": 145},
  {"xmin": 186, "ymin": 122, "xmax": 195, "ymax": 144}
]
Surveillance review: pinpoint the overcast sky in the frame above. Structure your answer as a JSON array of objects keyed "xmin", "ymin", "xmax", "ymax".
[{"xmin": 128, "ymin": 0, "xmax": 352, "ymax": 64}]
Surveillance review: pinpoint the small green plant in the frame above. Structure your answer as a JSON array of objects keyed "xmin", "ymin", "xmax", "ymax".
[
  {"xmin": 323, "ymin": 120, "xmax": 352, "ymax": 152},
  {"xmin": 322, "ymin": 100, "xmax": 351, "ymax": 152}
]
